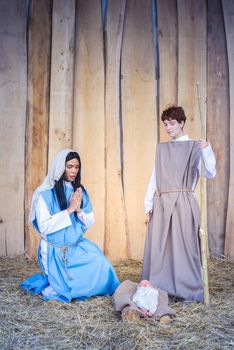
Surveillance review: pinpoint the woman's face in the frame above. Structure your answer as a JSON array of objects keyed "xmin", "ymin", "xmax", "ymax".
[
  {"xmin": 163, "ymin": 119, "xmax": 184, "ymax": 139},
  {"xmin": 64, "ymin": 158, "xmax": 80, "ymax": 182}
]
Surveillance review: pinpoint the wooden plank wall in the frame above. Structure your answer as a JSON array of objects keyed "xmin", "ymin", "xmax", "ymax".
[
  {"xmin": 177, "ymin": 0, "xmax": 207, "ymax": 139},
  {"xmin": 0, "ymin": 1, "xmax": 26, "ymax": 256},
  {"xmin": 48, "ymin": 0, "xmax": 75, "ymax": 164},
  {"xmin": 121, "ymin": 0, "xmax": 157, "ymax": 259},
  {"xmin": 157, "ymin": 0, "xmax": 178, "ymax": 141},
  {"xmin": 222, "ymin": 0, "xmax": 234, "ymax": 259},
  {"xmin": 207, "ymin": 0, "xmax": 229, "ymax": 256},
  {"xmin": 73, "ymin": 0, "xmax": 105, "ymax": 250},
  {"xmin": 1, "ymin": 0, "xmax": 234, "ymax": 261},
  {"xmin": 177, "ymin": 0, "xmax": 208, "ymax": 231},
  {"xmin": 104, "ymin": 0, "xmax": 129, "ymax": 261},
  {"xmin": 25, "ymin": 0, "xmax": 52, "ymax": 259}
]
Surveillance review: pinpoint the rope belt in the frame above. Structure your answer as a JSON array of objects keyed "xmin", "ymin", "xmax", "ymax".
[
  {"xmin": 155, "ymin": 189, "xmax": 194, "ymax": 196},
  {"xmin": 41, "ymin": 236, "xmax": 81, "ymax": 280}
]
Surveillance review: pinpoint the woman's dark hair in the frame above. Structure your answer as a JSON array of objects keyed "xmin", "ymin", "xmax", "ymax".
[
  {"xmin": 161, "ymin": 106, "xmax": 186, "ymax": 125},
  {"xmin": 54, "ymin": 152, "xmax": 83, "ymax": 211}
]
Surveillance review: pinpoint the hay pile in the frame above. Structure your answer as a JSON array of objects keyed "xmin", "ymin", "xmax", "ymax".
[{"xmin": 0, "ymin": 257, "xmax": 233, "ymax": 349}]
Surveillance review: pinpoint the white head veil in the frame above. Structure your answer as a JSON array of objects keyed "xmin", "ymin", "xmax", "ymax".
[{"xmin": 29, "ymin": 149, "xmax": 76, "ymax": 223}]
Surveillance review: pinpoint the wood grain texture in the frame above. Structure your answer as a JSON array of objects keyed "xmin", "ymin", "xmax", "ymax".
[
  {"xmin": 73, "ymin": 0, "xmax": 105, "ymax": 250},
  {"xmin": 177, "ymin": 0, "xmax": 207, "ymax": 139},
  {"xmin": 0, "ymin": 221, "xmax": 6, "ymax": 256},
  {"xmin": 157, "ymin": 0, "xmax": 178, "ymax": 141},
  {"xmin": 0, "ymin": 0, "xmax": 26, "ymax": 256},
  {"xmin": 121, "ymin": 0, "xmax": 157, "ymax": 259},
  {"xmin": 207, "ymin": 0, "xmax": 229, "ymax": 256},
  {"xmin": 177, "ymin": 0, "xmax": 207, "ymax": 236},
  {"xmin": 48, "ymin": 0, "xmax": 76, "ymax": 164},
  {"xmin": 25, "ymin": 0, "xmax": 52, "ymax": 259},
  {"xmin": 222, "ymin": 0, "xmax": 234, "ymax": 260},
  {"xmin": 104, "ymin": 0, "xmax": 129, "ymax": 261}
]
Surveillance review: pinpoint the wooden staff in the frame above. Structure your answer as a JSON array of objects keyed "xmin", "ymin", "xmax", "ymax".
[{"xmin": 196, "ymin": 81, "xmax": 210, "ymax": 305}]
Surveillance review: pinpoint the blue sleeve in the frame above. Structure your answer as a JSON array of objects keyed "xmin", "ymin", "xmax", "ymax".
[{"xmin": 81, "ymin": 187, "xmax": 92, "ymax": 213}]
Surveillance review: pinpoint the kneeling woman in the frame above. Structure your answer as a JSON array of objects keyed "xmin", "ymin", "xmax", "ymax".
[{"xmin": 21, "ymin": 149, "xmax": 120, "ymax": 302}]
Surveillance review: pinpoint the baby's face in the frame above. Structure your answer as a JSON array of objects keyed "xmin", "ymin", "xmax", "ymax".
[{"xmin": 139, "ymin": 280, "xmax": 152, "ymax": 288}]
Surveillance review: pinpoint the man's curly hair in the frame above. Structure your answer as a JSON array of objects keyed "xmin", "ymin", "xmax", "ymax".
[{"xmin": 161, "ymin": 106, "xmax": 186, "ymax": 124}]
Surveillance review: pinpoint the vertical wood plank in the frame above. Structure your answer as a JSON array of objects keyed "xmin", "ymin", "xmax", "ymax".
[
  {"xmin": 25, "ymin": 0, "xmax": 52, "ymax": 259},
  {"xmin": 207, "ymin": 0, "xmax": 229, "ymax": 256},
  {"xmin": 48, "ymin": 0, "xmax": 76, "ymax": 164},
  {"xmin": 121, "ymin": 0, "xmax": 157, "ymax": 259},
  {"xmin": 177, "ymin": 0, "xmax": 207, "ymax": 236},
  {"xmin": 0, "ymin": 0, "xmax": 26, "ymax": 256},
  {"xmin": 104, "ymin": 0, "xmax": 129, "ymax": 261},
  {"xmin": 0, "ymin": 222, "xmax": 6, "ymax": 256},
  {"xmin": 177, "ymin": 0, "xmax": 207, "ymax": 139},
  {"xmin": 73, "ymin": 0, "xmax": 105, "ymax": 250},
  {"xmin": 222, "ymin": 0, "xmax": 234, "ymax": 260},
  {"xmin": 157, "ymin": 0, "xmax": 178, "ymax": 141}
]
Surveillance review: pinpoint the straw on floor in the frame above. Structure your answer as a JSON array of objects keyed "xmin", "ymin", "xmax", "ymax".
[{"xmin": 0, "ymin": 256, "xmax": 233, "ymax": 349}]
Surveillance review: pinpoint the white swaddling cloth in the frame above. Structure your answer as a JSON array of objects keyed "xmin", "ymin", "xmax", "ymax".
[{"xmin": 132, "ymin": 286, "xmax": 159, "ymax": 315}]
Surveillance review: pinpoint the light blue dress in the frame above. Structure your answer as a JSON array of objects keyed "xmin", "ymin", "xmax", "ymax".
[{"xmin": 20, "ymin": 186, "xmax": 120, "ymax": 302}]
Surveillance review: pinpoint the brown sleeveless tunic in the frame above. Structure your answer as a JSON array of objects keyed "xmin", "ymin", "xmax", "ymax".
[{"xmin": 142, "ymin": 141, "xmax": 204, "ymax": 301}]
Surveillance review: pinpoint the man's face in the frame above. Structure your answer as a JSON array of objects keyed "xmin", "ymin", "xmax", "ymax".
[{"xmin": 163, "ymin": 119, "xmax": 184, "ymax": 139}]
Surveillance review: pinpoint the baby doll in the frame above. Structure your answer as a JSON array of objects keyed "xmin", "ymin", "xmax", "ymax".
[
  {"xmin": 112, "ymin": 279, "xmax": 175, "ymax": 323},
  {"xmin": 132, "ymin": 280, "xmax": 159, "ymax": 317}
]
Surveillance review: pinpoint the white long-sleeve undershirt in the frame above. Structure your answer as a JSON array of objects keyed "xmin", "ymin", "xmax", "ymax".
[{"xmin": 144, "ymin": 135, "xmax": 216, "ymax": 214}]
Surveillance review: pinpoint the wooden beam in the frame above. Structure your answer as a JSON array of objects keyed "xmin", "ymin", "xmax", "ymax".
[
  {"xmin": 73, "ymin": 0, "xmax": 105, "ymax": 250},
  {"xmin": 157, "ymin": 0, "xmax": 178, "ymax": 141},
  {"xmin": 104, "ymin": 0, "xmax": 129, "ymax": 261},
  {"xmin": 25, "ymin": 0, "xmax": 52, "ymax": 259},
  {"xmin": 48, "ymin": 0, "xmax": 76, "ymax": 164},
  {"xmin": 222, "ymin": 0, "xmax": 234, "ymax": 260},
  {"xmin": 121, "ymin": 0, "xmax": 157, "ymax": 259},
  {"xmin": 0, "ymin": 0, "xmax": 26, "ymax": 256},
  {"xmin": 177, "ymin": 0, "xmax": 207, "ymax": 232},
  {"xmin": 207, "ymin": 0, "xmax": 229, "ymax": 256},
  {"xmin": 177, "ymin": 0, "xmax": 207, "ymax": 139}
]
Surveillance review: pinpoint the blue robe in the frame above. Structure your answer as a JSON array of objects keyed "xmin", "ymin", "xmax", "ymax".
[{"xmin": 20, "ymin": 186, "xmax": 120, "ymax": 302}]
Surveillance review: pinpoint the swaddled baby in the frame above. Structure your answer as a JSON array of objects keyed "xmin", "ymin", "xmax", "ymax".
[
  {"xmin": 112, "ymin": 279, "xmax": 175, "ymax": 322},
  {"xmin": 132, "ymin": 280, "xmax": 158, "ymax": 317}
]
